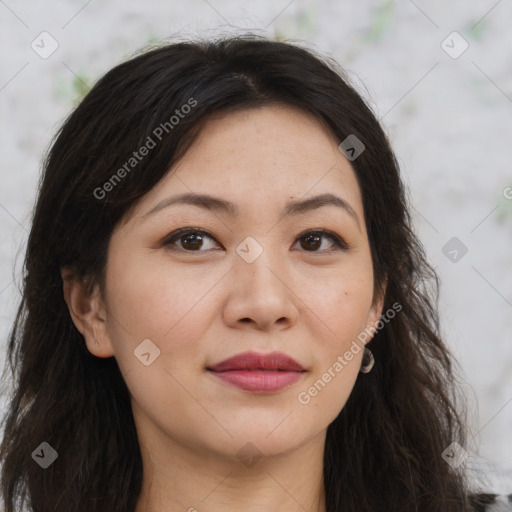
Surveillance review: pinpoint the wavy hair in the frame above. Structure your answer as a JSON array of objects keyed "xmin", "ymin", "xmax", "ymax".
[{"xmin": 0, "ymin": 33, "xmax": 475, "ymax": 511}]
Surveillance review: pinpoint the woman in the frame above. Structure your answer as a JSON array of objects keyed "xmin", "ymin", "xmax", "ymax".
[{"xmin": 0, "ymin": 33, "xmax": 508, "ymax": 512}]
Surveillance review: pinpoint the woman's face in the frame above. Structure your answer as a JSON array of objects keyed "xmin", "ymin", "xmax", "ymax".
[{"xmin": 92, "ymin": 104, "xmax": 385, "ymax": 462}]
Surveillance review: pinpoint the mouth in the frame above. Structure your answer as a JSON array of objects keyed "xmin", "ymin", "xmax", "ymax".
[{"xmin": 207, "ymin": 351, "xmax": 307, "ymax": 393}]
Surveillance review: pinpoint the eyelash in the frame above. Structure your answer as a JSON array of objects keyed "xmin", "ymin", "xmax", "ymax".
[{"xmin": 162, "ymin": 228, "xmax": 350, "ymax": 254}]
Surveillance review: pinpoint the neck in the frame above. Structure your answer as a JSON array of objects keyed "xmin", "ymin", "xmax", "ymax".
[{"xmin": 134, "ymin": 424, "xmax": 327, "ymax": 512}]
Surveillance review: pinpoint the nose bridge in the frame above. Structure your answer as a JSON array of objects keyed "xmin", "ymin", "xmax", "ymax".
[
  {"xmin": 226, "ymin": 233, "xmax": 297, "ymax": 329},
  {"xmin": 235, "ymin": 234, "xmax": 284, "ymax": 294}
]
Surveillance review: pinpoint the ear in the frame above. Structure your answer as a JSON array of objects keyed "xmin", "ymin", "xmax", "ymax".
[
  {"xmin": 61, "ymin": 266, "xmax": 115, "ymax": 358},
  {"xmin": 365, "ymin": 276, "xmax": 388, "ymax": 342}
]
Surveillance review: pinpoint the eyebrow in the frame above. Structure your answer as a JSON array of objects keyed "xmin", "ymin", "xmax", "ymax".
[{"xmin": 143, "ymin": 192, "xmax": 361, "ymax": 231}]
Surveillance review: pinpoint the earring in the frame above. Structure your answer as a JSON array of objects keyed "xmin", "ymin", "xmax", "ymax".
[
  {"xmin": 360, "ymin": 347, "xmax": 374, "ymax": 374},
  {"xmin": 95, "ymin": 340, "xmax": 99, "ymax": 347}
]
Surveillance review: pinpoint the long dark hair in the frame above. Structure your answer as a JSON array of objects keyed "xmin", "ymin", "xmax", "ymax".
[{"xmin": 0, "ymin": 33, "xmax": 475, "ymax": 511}]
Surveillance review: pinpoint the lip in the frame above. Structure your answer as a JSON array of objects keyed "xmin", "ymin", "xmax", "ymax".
[
  {"xmin": 207, "ymin": 351, "xmax": 307, "ymax": 393},
  {"xmin": 208, "ymin": 351, "xmax": 305, "ymax": 372}
]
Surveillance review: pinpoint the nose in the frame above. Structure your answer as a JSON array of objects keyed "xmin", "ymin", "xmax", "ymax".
[{"xmin": 222, "ymin": 243, "xmax": 299, "ymax": 332}]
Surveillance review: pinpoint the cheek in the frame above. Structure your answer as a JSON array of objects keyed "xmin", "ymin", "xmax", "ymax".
[
  {"xmin": 105, "ymin": 249, "xmax": 211, "ymax": 337},
  {"xmin": 103, "ymin": 248, "xmax": 222, "ymax": 379},
  {"xmin": 304, "ymin": 263, "xmax": 375, "ymax": 339},
  {"xmin": 102, "ymin": 252, "xmax": 213, "ymax": 422},
  {"xmin": 298, "ymin": 258, "xmax": 374, "ymax": 401}
]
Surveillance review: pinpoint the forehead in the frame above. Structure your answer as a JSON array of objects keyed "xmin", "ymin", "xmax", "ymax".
[
  {"xmin": 129, "ymin": 104, "xmax": 365, "ymax": 224},
  {"xmin": 178, "ymin": 105, "xmax": 355, "ymax": 184}
]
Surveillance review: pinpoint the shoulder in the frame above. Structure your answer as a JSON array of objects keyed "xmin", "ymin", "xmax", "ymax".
[{"xmin": 468, "ymin": 493, "xmax": 512, "ymax": 511}]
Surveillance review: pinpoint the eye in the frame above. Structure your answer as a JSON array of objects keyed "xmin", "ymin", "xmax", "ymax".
[
  {"xmin": 162, "ymin": 228, "xmax": 349, "ymax": 253},
  {"xmin": 162, "ymin": 228, "xmax": 221, "ymax": 252},
  {"xmin": 293, "ymin": 229, "xmax": 349, "ymax": 253}
]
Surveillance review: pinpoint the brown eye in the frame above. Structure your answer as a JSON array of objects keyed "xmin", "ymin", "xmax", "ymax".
[
  {"xmin": 181, "ymin": 232, "xmax": 204, "ymax": 250},
  {"xmin": 300, "ymin": 233, "xmax": 322, "ymax": 251},
  {"xmin": 295, "ymin": 230, "xmax": 348, "ymax": 252},
  {"xmin": 163, "ymin": 229, "xmax": 220, "ymax": 252}
]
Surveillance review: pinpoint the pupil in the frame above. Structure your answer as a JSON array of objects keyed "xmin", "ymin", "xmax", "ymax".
[
  {"xmin": 183, "ymin": 233, "xmax": 202, "ymax": 250},
  {"xmin": 303, "ymin": 234, "xmax": 320, "ymax": 251}
]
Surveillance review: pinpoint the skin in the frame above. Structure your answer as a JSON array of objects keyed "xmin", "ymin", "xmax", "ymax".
[{"xmin": 62, "ymin": 104, "xmax": 386, "ymax": 512}]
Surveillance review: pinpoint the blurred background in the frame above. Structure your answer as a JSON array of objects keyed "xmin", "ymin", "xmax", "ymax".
[{"xmin": 1, "ymin": 0, "xmax": 511, "ymax": 493}]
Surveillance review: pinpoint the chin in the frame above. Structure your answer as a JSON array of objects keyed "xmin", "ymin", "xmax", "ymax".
[{"xmin": 203, "ymin": 418, "xmax": 321, "ymax": 462}]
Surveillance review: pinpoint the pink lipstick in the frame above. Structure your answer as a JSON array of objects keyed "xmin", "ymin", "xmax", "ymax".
[{"xmin": 207, "ymin": 351, "xmax": 306, "ymax": 393}]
